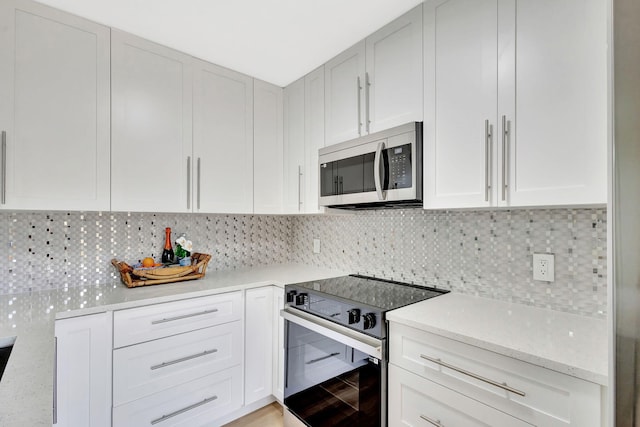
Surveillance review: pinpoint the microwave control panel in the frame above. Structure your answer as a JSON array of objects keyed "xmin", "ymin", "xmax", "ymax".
[{"xmin": 386, "ymin": 143, "xmax": 412, "ymax": 189}]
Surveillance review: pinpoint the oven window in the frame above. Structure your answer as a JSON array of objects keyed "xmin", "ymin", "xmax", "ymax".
[{"xmin": 284, "ymin": 321, "xmax": 381, "ymax": 427}]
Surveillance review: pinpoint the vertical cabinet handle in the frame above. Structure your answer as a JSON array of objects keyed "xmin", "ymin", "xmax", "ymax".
[
  {"xmin": 197, "ymin": 157, "xmax": 201, "ymax": 210},
  {"xmin": 357, "ymin": 76, "xmax": 363, "ymax": 136},
  {"xmin": 186, "ymin": 156, "xmax": 191, "ymax": 209},
  {"xmin": 501, "ymin": 115, "xmax": 510, "ymax": 201},
  {"xmin": 1, "ymin": 131, "xmax": 6, "ymax": 205},
  {"xmin": 53, "ymin": 336, "xmax": 58, "ymax": 424},
  {"xmin": 298, "ymin": 165, "xmax": 303, "ymax": 212},
  {"xmin": 484, "ymin": 120, "xmax": 492, "ymax": 202},
  {"xmin": 365, "ymin": 72, "xmax": 371, "ymax": 133}
]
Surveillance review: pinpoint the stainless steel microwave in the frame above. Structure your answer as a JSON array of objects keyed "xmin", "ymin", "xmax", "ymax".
[{"xmin": 318, "ymin": 122, "xmax": 422, "ymax": 209}]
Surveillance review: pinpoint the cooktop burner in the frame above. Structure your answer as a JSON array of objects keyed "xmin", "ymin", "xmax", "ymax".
[{"xmin": 285, "ymin": 275, "xmax": 447, "ymax": 339}]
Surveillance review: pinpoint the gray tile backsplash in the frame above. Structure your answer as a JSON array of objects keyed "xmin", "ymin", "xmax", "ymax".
[{"xmin": 0, "ymin": 207, "xmax": 607, "ymax": 318}]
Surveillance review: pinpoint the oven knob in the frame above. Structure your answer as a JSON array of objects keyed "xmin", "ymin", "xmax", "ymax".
[
  {"xmin": 295, "ymin": 293, "xmax": 307, "ymax": 306},
  {"xmin": 363, "ymin": 313, "xmax": 376, "ymax": 330},
  {"xmin": 348, "ymin": 309, "xmax": 361, "ymax": 324},
  {"xmin": 286, "ymin": 290, "xmax": 297, "ymax": 303}
]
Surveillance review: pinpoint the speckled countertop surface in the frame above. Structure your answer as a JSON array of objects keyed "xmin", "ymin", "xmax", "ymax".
[
  {"xmin": 0, "ymin": 263, "xmax": 349, "ymax": 427},
  {"xmin": 386, "ymin": 293, "xmax": 608, "ymax": 386}
]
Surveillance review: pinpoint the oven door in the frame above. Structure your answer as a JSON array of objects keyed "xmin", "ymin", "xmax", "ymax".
[{"xmin": 282, "ymin": 307, "xmax": 385, "ymax": 427}]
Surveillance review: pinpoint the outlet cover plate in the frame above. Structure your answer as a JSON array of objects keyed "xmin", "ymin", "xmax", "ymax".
[
  {"xmin": 313, "ymin": 239, "xmax": 321, "ymax": 254},
  {"xmin": 533, "ymin": 253, "xmax": 555, "ymax": 282}
]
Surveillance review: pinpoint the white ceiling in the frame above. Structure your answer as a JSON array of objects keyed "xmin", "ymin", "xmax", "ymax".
[{"xmin": 33, "ymin": 0, "xmax": 423, "ymax": 87}]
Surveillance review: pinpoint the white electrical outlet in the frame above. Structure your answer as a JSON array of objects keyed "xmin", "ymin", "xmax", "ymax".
[
  {"xmin": 313, "ymin": 238, "xmax": 321, "ymax": 254},
  {"xmin": 533, "ymin": 253, "xmax": 555, "ymax": 282}
]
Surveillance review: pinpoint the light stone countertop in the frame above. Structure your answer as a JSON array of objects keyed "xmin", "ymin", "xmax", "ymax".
[
  {"xmin": 386, "ymin": 292, "xmax": 608, "ymax": 386},
  {"xmin": 0, "ymin": 263, "xmax": 349, "ymax": 427}
]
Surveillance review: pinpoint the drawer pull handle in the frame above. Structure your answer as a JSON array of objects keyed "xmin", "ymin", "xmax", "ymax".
[
  {"xmin": 150, "ymin": 349, "xmax": 218, "ymax": 370},
  {"xmin": 306, "ymin": 352, "xmax": 340, "ymax": 365},
  {"xmin": 420, "ymin": 414, "xmax": 443, "ymax": 426},
  {"xmin": 419, "ymin": 354, "xmax": 526, "ymax": 397},
  {"xmin": 150, "ymin": 395, "xmax": 218, "ymax": 425},
  {"xmin": 151, "ymin": 308, "xmax": 218, "ymax": 325}
]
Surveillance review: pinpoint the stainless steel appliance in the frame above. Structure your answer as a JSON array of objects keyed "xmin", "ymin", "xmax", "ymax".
[
  {"xmin": 282, "ymin": 275, "xmax": 447, "ymax": 427},
  {"xmin": 318, "ymin": 122, "xmax": 422, "ymax": 209}
]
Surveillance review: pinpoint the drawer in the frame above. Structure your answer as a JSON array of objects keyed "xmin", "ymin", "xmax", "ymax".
[
  {"xmin": 113, "ymin": 321, "xmax": 242, "ymax": 406},
  {"xmin": 114, "ymin": 291, "xmax": 242, "ymax": 348},
  {"xmin": 389, "ymin": 322, "xmax": 601, "ymax": 427},
  {"xmin": 112, "ymin": 365, "xmax": 243, "ymax": 427},
  {"xmin": 389, "ymin": 364, "xmax": 532, "ymax": 427}
]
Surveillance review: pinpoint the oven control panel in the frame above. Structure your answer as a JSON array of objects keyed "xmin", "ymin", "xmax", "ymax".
[{"xmin": 285, "ymin": 288, "xmax": 383, "ymax": 339}]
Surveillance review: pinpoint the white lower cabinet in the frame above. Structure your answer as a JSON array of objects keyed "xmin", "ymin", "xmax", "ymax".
[
  {"xmin": 244, "ymin": 286, "xmax": 274, "ymax": 405},
  {"xmin": 112, "ymin": 365, "xmax": 243, "ymax": 427},
  {"xmin": 54, "ymin": 313, "xmax": 112, "ymax": 427},
  {"xmin": 389, "ymin": 364, "xmax": 531, "ymax": 427},
  {"xmin": 272, "ymin": 287, "xmax": 285, "ymax": 402},
  {"xmin": 389, "ymin": 322, "xmax": 602, "ymax": 427}
]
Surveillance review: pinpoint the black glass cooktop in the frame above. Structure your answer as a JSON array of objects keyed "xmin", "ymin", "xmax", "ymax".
[{"xmin": 290, "ymin": 275, "xmax": 446, "ymax": 312}]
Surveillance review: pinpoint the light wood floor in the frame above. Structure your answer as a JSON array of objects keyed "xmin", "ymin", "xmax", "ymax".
[{"xmin": 223, "ymin": 402, "xmax": 284, "ymax": 427}]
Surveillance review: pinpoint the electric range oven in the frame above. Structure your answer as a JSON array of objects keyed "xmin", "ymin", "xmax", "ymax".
[{"xmin": 282, "ymin": 275, "xmax": 447, "ymax": 427}]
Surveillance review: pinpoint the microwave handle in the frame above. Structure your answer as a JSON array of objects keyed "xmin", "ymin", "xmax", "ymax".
[{"xmin": 374, "ymin": 141, "xmax": 386, "ymax": 200}]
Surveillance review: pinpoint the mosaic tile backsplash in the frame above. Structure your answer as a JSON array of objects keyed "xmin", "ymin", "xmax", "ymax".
[
  {"xmin": 290, "ymin": 208, "xmax": 607, "ymax": 318},
  {"xmin": 0, "ymin": 208, "xmax": 606, "ymax": 317}
]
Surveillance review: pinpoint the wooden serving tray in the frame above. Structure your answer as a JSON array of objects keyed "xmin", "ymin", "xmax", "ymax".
[{"xmin": 111, "ymin": 253, "xmax": 211, "ymax": 288}]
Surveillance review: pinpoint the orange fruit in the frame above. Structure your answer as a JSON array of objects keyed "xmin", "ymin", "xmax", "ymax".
[{"xmin": 142, "ymin": 257, "xmax": 155, "ymax": 268}]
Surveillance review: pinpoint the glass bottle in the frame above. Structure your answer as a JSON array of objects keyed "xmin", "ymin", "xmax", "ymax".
[{"xmin": 161, "ymin": 227, "xmax": 174, "ymax": 264}]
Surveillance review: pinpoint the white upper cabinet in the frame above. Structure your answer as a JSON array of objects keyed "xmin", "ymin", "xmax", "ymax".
[
  {"xmin": 500, "ymin": 0, "xmax": 607, "ymax": 207},
  {"xmin": 324, "ymin": 41, "xmax": 366, "ymax": 145},
  {"xmin": 283, "ymin": 77, "xmax": 306, "ymax": 214},
  {"xmin": 193, "ymin": 59, "xmax": 254, "ymax": 214},
  {"xmin": 0, "ymin": 0, "xmax": 110, "ymax": 211},
  {"xmin": 424, "ymin": 0, "xmax": 607, "ymax": 209},
  {"xmin": 325, "ymin": 5, "xmax": 423, "ymax": 145},
  {"xmin": 365, "ymin": 5, "xmax": 423, "ymax": 134},
  {"xmin": 254, "ymin": 80, "xmax": 284, "ymax": 214},
  {"xmin": 111, "ymin": 30, "xmax": 193, "ymax": 213},
  {"xmin": 304, "ymin": 66, "xmax": 326, "ymax": 213}
]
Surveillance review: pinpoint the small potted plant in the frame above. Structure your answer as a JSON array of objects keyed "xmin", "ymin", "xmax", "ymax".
[{"xmin": 175, "ymin": 234, "xmax": 193, "ymax": 266}]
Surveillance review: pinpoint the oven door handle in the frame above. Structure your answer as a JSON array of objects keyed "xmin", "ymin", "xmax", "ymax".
[
  {"xmin": 374, "ymin": 141, "xmax": 386, "ymax": 201},
  {"xmin": 281, "ymin": 307, "xmax": 383, "ymax": 360}
]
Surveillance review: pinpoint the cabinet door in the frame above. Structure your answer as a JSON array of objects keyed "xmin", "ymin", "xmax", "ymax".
[
  {"xmin": 253, "ymin": 80, "xmax": 284, "ymax": 214},
  {"xmin": 55, "ymin": 313, "xmax": 112, "ymax": 427},
  {"xmin": 245, "ymin": 286, "xmax": 274, "ymax": 405},
  {"xmin": 193, "ymin": 59, "xmax": 254, "ymax": 214},
  {"xmin": 324, "ymin": 41, "xmax": 366, "ymax": 145},
  {"xmin": 0, "ymin": 0, "xmax": 110, "ymax": 211},
  {"xmin": 111, "ymin": 29, "xmax": 193, "ymax": 213},
  {"xmin": 423, "ymin": 0, "xmax": 498, "ymax": 209},
  {"xmin": 304, "ymin": 66, "xmax": 325, "ymax": 214},
  {"xmin": 283, "ymin": 78, "xmax": 305, "ymax": 214},
  {"xmin": 272, "ymin": 287, "xmax": 285, "ymax": 402},
  {"xmin": 366, "ymin": 4, "xmax": 423, "ymax": 134},
  {"xmin": 498, "ymin": 0, "xmax": 607, "ymax": 207}
]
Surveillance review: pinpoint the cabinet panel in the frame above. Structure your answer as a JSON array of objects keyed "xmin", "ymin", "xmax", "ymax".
[
  {"xmin": 424, "ymin": 0, "xmax": 497, "ymax": 209},
  {"xmin": 55, "ymin": 313, "xmax": 111, "ymax": 427},
  {"xmin": 389, "ymin": 364, "xmax": 531, "ymax": 427},
  {"xmin": 193, "ymin": 59, "xmax": 254, "ymax": 214},
  {"xmin": 111, "ymin": 29, "xmax": 193, "ymax": 213},
  {"xmin": 0, "ymin": 0, "xmax": 110, "ymax": 211},
  {"xmin": 304, "ymin": 66, "xmax": 325, "ymax": 213},
  {"xmin": 499, "ymin": 0, "xmax": 607, "ymax": 206},
  {"xmin": 254, "ymin": 80, "xmax": 284, "ymax": 214},
  {"xmin": 390, "ymin": 322, "xmax": 601, "ymax": 427},
  {"xmin": 113, "ymin": 321, "xmax": 242, "ymax": 406},
  {"xmin": 272, "ymin": 287, "xmax": 285, "ymax": 402},
  {"xmin": 245, "ymin": 286, "xmax": 274, "ymax": 404},
  {"xmin": 113, "ymin": 292, "xmax": 242, "ymax": 348},
  {"xmin": 366, "ymin": 4, "xmax": 423, "ymax": 134},
  {"xmin": 324, "ymin": 41, "xmax": 366, "ymax": 145},
  {"xmin": 112, "ymin": 365, "xmax": 243, "ymax": 427},
  {"xmin": 283, "ymin": 78, "xmax": 305, "ymax": 213}
]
